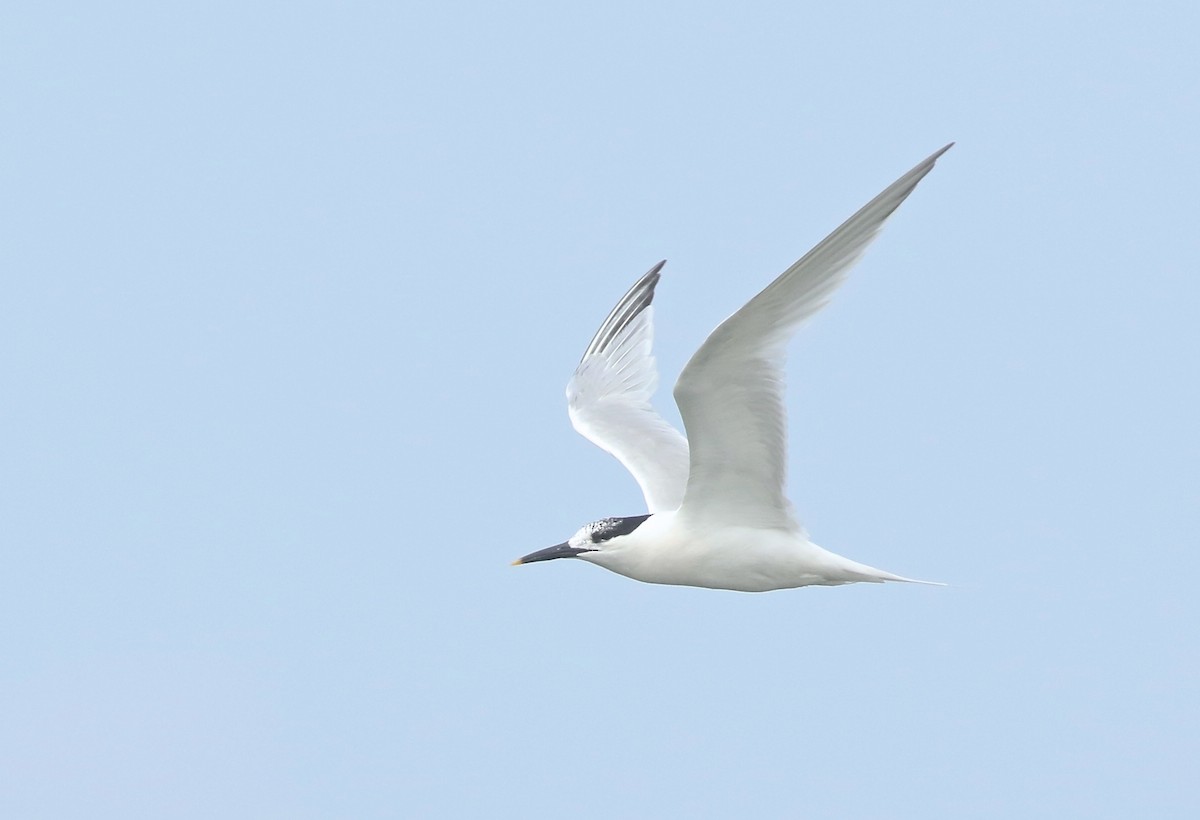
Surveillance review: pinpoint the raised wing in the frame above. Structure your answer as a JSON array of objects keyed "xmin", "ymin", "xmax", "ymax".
[
  {"xmin": 567, "ymin": 261, "xmax": 691, "ymax": 512},
  {"xmin": 673, "ymin": 144, "xmax": 952, "ymax": 528}
]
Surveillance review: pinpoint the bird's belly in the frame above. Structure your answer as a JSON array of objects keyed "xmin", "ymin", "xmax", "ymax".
[{"xmin": 622, "ymin": 529, "xmax": 845, "ymax": 592}]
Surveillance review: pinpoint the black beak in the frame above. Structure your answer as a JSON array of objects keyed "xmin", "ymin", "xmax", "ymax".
[{"xmin": 512, "ymin": 542, "xmax": 592, "ymax": 565}]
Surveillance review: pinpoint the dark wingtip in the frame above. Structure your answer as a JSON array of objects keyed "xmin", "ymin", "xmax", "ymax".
[{"xmin": 580, "ymin": 261, "xmax": 668, "ymax": 360}]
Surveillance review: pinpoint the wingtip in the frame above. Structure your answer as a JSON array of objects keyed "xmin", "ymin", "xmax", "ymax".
[{"xmin": 634, "ymin": 259, "xmax": 667, "ymax": 294}]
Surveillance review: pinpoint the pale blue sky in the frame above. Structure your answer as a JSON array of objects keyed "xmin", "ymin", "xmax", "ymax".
[{"xmin": 3, "ymin": 2, "xmax": 1198, "ymax": 818}]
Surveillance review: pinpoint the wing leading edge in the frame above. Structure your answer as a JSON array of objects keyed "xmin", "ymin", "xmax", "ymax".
[{"xmin": 674, "ymin": 144, "xmax": 953, "ymax": 528}]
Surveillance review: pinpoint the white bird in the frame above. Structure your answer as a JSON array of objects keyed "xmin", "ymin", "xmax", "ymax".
[{"xmin": 514, "ymin": 145, "xmax": 952, "ymax": 592}]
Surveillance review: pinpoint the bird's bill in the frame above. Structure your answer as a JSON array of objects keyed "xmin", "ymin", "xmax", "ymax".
[{"xmin": 512, "ymin": 542, "xmax": 591, "ymax": 565}]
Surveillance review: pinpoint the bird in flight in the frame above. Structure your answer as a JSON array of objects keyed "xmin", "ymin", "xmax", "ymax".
[{"xmin": 514, "ymin": 145, "xmax": 952, "ymax": 591}]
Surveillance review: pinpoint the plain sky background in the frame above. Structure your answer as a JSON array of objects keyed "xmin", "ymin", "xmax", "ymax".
[{"xmin": 3, "ymin": 2, "xmax": 1198, "ymax": 818}]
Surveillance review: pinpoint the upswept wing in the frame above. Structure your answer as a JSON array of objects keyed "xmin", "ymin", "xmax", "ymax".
[
  {"xmin": 567, "ymin": 261, "xmax": 690, "ymax": 513},
  {"xmin": 673, "ymin": 144, "xmax": 953, "ymax": 528}
]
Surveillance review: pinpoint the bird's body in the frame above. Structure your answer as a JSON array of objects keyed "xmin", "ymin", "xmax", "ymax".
[
  {"xmin": 582, "ymin": 511, "xmax": 922, "ymax": 592},
  {"xmin": 515, "ymin": 145, "xmax": 952, "ymax": 592}
]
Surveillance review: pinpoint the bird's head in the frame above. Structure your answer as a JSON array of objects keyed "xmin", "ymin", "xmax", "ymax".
[{"xmin": 513, "ymin": 514, "xmax": 652, "ymax": 568}]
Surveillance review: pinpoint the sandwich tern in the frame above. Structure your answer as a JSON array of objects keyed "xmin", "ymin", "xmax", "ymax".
[{"xmin": 515, "ymin": 145, "xmax": 952, "ymax": 591}]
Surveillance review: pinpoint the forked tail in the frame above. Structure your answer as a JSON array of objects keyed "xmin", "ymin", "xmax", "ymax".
[{"xmin": 839, "ymin": 558, "xmax": 946, "ymax": 586}]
